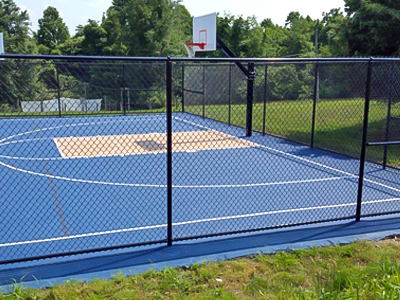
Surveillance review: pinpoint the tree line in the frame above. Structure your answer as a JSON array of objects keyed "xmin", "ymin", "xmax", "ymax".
[
  {"xmin": 0, "ymin": 0, "xmax": 399, "ymax": 113},
  {"xmin": 1, "ymin": 0, "xmax": 400, "ymax": 58}
]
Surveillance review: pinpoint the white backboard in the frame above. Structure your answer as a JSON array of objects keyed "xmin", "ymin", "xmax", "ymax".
[
  {"xmin": 193, "ymin": 13, "xmax": 217, "ymax": 52},
  {"xmin": 0, "ymin": 33, "xmax": 4, "ymax": 60}
]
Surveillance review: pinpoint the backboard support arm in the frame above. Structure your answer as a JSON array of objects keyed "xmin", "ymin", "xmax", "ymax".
[
  {"xmin": 216, "ymin": 36, "xmax": 255, "ymax": 137},
  {"xmin": 216, "ymin": 36, "xmax": 249, "ymax": 78}
]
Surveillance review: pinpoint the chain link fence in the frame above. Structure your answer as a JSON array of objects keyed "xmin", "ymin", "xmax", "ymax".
[{"xmin": 0, "ymin": 55, "xmax": 400, "ymax": 264}]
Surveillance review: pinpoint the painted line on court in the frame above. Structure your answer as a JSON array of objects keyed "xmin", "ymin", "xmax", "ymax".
[
  {"xmin": 0, "ymin": 114, "xmax": 167, "ymax": 123},
  {"xmin": 0, "ymin": 117, "xmax": 346, "ymax": 188},
  {"xmin": 0, "ymin": 158, "xmax": 344, "ymax": 188},
  {"xmin": 1, "ymin": 197, "xmax": 399, "ymax": 248},
  {"xmin": 53, "ymin": 138, "xmax": 66, "ymax": 159},
  {"xmin": 0, "ymin": 137, "xmax": 55, "ymax": 146},
  {"xmin": 0, "ymin": 117, "xmax": 168, "ymax": 161},
  {"xmin": 1, "ymin": 115, "xmax": 399, "ymax": 191},
  {"xmin": 173, "ymin": 116, "xmax": 400, "ymax": 194},
  {"xmin": 0, "ymin": 138, "xmax": 252, "ymax": 161},
  {"xmin": 0, "ymin": 116, "xmax": 166, "ymax": 145}
]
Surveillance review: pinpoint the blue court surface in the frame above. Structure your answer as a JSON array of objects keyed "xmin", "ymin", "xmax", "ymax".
[{"xmin": 1, "ymin": 113, "xmax": 400, "ymax": 263}]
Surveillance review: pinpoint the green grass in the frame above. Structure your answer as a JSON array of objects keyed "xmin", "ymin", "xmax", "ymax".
[
  {"xmin": 187, "ymin": 98, "xmax": 400, "ymax": 167},
  {"xmin": 4, "ymin": 240, "xmax": 400, "ymax": 299}
]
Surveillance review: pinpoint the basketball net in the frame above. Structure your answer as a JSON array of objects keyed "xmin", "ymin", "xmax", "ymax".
[
  {"xmin": 184, "ymin": 43, "xmax": 196, "ymax": 58},
  {"xmin": 184, "ymin": 43, "xmax": 206, "ymax": 58}
]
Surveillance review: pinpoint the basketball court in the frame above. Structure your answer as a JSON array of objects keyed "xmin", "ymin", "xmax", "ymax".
[
  {"xmin": 0, "ymin": 112, "xmax": 399, "ymax": 261},
  {"xmin": 0, "ymin": 13, "xmax": 400, "ymax": 274}
]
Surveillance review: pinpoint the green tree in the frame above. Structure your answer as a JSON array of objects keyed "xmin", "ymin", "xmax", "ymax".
[
  {"xmin": 0, "ymin": 0, "xmax": 38, "ymax": 111},
  {"xmin": 101, "ymin": 0, "xmax": 190, "ymax": 56},
  {"xmin": 77, "ymin": 20, "xmax": 107, "ymax": 55},
  {"xmin": 122, "ymin": 0, "xmax": 175, "ymax": 56},
  {"xmin": 319, "ymin": 8, "xmax": 349, "ymax": 56},
  {"xmin": 282, "ymin": 12, "xmax": 316, "ymax": 57},
  {"xmin": 0, "ymin": 0, "xmax": 34, "ymax": 54},
  {"xmin": 102, "ymin": 9, "xmax": 128, "ymax": 56},
  {"xmin": 216, "ymin": 14, "xmax": 270, "ymax": 57},
  {"xmin": 345, "ymin": 0, "xmax": 400, "ymax": 55},
  {"xmin": 161, "ymin": 1, "xmax": 191, "ymax": 56},
  {"xmin": 37, "ymin": 6, "xmax": 70, "ymax": 53},
  {"xmin": 57, "ymin": 37, "xmax": 82, "ymax": 55},
  {"xmin": 261, "ymin": 18, "xmax": 288, "ymax": 57}
]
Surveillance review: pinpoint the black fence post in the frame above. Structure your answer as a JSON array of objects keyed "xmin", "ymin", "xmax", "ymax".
[
  {"xmin": 356, "ymin": 59, "xmax": 373, "ymax": 222},
  {"xmin": 263, "ymin": 64, "xmax": 268, "ymax": 135},
  {"xmin": 202, "ymin": 65, "xmax": 206, "ymax": 118},
  {"xmin": 122, "ymin": 64, "xmax": 127, "ymax": 116},
  {"xmin": 228, "ymin": 64, "xmax": 232, "ymax": 126},
  {"xmin": 166, "ymin": 59, "xmax": 173, "ymax": 246},
  {"xmin": 246, "ymin": 62, "xmax": 255, "ymax": 137},
  {"xmin": 383, "ymin": 62, "xmax": 395, "ymax": 169},
  {"xmin": 56, "ymin": 68, "xmax": 62, "ymax": 118},
  {"xmin": 181, "ymin": 64, "xmax": 185, "ymax": 113},
  {"xmin": 310, "ymin": 63, "xmax": 319, "ymax": 148}
]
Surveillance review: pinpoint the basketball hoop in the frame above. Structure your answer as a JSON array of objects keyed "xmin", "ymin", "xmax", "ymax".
[
  {"xmin": 184, "ymin": 42, "xmax": 207, "ymax": 58},
  {"xmin": 185, "ymin": 42, "xmax": 206, "ymax": 50},
  {"xmin": 184, "ymin": 13, "xmax": 217, "ymax": 57}
]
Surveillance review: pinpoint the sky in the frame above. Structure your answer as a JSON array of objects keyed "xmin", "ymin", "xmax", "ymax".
[{"xmin": 16, "ymin": 0, "xmax": 346, "ymax": 35}]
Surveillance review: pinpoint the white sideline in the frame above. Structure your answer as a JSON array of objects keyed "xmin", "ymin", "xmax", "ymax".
[
  {"xmin": 0, "ymin": 116, "xmax": 347, "ymax": 188},
  {"xmin": 0, "ymin": 116, "xmax": 166, "ymax": 145},
  {"xmin": 0, "ymin": 197, "xmax": 399, "ymax": 248},
  {"xmin": 0, "ymin": 115, "xmax": 400, "ymax": 248},
  {"xmin": 0, "ymin": 115, "xmax": 399, "ymax": 191},
  {"xmin": 173, "ymin": 116, "xmax": 400, "ymax": 194},
  {"xmin": 0, "ymin": 158, "xmax": 343, "ymax": 188}
]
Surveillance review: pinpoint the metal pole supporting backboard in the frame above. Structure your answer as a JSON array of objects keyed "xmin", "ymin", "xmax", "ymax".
[{"xmin": 246, "ymin": 62, "xmax": 255, "ymax": 137}]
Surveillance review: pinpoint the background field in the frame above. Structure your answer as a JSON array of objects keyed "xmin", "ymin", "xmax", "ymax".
[{"xmin": 186, "ymin": 98, "xmax": 400, "ymax": 167}]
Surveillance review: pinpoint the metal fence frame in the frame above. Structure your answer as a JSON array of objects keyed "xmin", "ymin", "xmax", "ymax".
[{"xmin": 0, "ymin": 54, "xmax": 399, "ymax": 265}]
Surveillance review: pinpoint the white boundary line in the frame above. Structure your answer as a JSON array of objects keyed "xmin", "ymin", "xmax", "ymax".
[
  {"xmin": 173, "ymin": 116, "xmax": 400, "ymax": 194},
  {"xmin": 0, "ymin": 117, "xmax": 166, "ymax": 161},
  {"xmin": 0, "ymin": 117, "xmax": 346, "ymax": 188},
  {"xmin": 0, "ymin": 114, "xmax": 167, "ymax": 123},
  {"xmin": 0, "ymin": 115, "xmax": 399, "ymax": 247},
  {"xmin": 0, "ymin": 137, "xmax": 54, "ymax": 146},
  {"xmin": 53, "ymin": 138, "xmax": 65, "ymax": 159},
  {"xmin": 0, "ymin": 116, "xmax": 400, "ymax": 193},
  {"xmin": 1, "ymin": 196, "xmax": 399, "ymax": 248},
  {"xmin": 0, "ymin": 115, "xmax": 399, "ymax": 191},
  {"xmin": 0, "ymin": 117, "xmax": 166, "ymax": 145},
  {"xmin": 0, "ymin": 158, "xmax": 344, "ymax": 188},
  {"xmin": 0, "ymin": 133, "xmax": 257, "ymax": 161}
]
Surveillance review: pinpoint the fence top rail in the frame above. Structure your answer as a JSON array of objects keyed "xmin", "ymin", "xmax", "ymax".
[
  {"xmin": 0, "ymin": 54, "xmax": 168, "ymax": 62},
  {"xmin": 173, "ymin": 57, "xmax": 373, "ymax": 63},
  {"xmin": 0, "ymin": 54, "xmax": 399, "ymax": 63}
]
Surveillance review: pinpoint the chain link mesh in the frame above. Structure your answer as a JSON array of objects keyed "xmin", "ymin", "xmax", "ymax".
[
  {"xmin": 1, "ymin": 57, "xmax": 400, "ymax": 263},
  {"xmin": 0, "ymin": 59, "xmax": 168, "ymax": 262}
]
